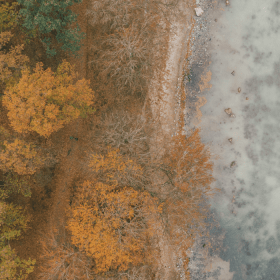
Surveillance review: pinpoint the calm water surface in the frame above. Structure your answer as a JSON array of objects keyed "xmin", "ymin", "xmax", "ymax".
[{"xmin": 198, "ymin": 0, "xmax": 280, "ymax": 279}]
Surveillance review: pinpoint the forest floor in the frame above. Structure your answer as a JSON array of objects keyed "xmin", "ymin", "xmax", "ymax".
[{"xmin": 4, "ymin": 0, "xmax": 218, "ymax": 279}]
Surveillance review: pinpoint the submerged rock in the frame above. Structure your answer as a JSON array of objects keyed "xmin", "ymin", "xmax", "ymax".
[
  {"xmin": 195, "ymin": 7, "xmax": 204, "ymax": 17},
  {"xmin": 230, "ymin": 161, "xmax": 236, "ymax": 167},
  {"xmin": 224, "ymin": 108, "xmax": 232, "ymax": 115},
  {"xmin": 238, "ymin": 87, "xmax": 241, "ymax": 93},
  {"xmin": 228, "ymin": 138, "xmax": 233, "ymax": 143},
  {"xmin": 226, "ymin": 0, "xmax": 230, "ymax": 6},
  {"xmin": 225, "ymin": 108, "xmax": 236, "ymax": 118}
]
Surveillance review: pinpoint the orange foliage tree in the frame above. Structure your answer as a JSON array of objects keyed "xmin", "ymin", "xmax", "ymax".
[
  {"xmin": 66, "ymin": 181, "xmax": 159, "ymax": 274},
  {"xmin": 66, "ymin": 147, "xmax": 161, "ymax": 274},
  {"xmin": 2, "ymin": 60, "xmax": 95, "ymax": 137}
]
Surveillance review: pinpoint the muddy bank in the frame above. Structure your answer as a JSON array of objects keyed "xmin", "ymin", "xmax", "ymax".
[{"xmin": 182, "ymin": 0, "xmax": 236, "ymax": 279}]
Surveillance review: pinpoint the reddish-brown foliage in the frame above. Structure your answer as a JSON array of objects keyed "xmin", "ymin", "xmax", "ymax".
[{"xmin": 160, "ymin": 128, "xmax": 218, "ymax": 276}]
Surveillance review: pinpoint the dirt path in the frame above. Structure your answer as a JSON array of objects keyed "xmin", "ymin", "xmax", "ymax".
[
  {"xmin": 45, "ymin": 0, "xmax": 92, "ymax": 237},
  {"xmin": 145, "ymin": 0, "xmax": 197, "ymax": 279}
]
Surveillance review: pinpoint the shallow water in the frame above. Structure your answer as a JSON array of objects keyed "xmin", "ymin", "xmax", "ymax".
[{"xmin": 190, "ymin": 0, "xmax": 280, "ymax": 279}]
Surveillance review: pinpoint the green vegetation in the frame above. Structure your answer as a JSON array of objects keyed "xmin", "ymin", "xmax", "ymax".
[
  {"xmin": 0, "ymin": 202, "xmax": 36, "ymax": 280},
  {"xmin": 17, "ymin": 0, "xmax": 86, "ymax": 58}
]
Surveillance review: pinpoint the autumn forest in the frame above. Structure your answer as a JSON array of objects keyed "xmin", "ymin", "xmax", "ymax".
[{"xmin": 0, "ymin": 0, "xmax": 219, "ymax": 279}]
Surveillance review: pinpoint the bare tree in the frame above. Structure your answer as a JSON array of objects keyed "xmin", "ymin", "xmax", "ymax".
[
  {"xmin": 89, "ymin": 109, "xmax": 164, "ymax": 193},
  {"xmin": 38, "ymin": 227, "xmax": 93, "ymax": 280},
  {"xmin": 86, "ymin": 0, "xmax": 178, "ymax": 97},
  {"xmin": 117, "ymin": 265, "xmax": 155, "ymax": 280},
  {"xmin": 92, "ymin": 110, "xmax": 148, "ymax": 156}
]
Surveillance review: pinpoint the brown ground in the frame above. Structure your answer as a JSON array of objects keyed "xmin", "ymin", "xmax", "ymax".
[{"xmin": 6, "ymin": 0, "xmax": 199, "ymax": 279}]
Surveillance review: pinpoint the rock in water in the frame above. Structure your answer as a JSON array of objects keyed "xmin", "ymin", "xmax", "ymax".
[
  {"xmin": 226, "ymin": 0, "xmax": 230, "ymax": 5},
  {"xmin": 228, "ymin": 138, "xmax": 233, "ymax": 143},
  {"xmin": 195, "ymin": 7, "xmax": 204, "ymax": 16},
  {"xmin": 224, "ymin": 108, "xmax": 232, "ymax": 115},
  {"xmin": 238, "ymin": 87, "xmax": 241, "ymax": 93}
]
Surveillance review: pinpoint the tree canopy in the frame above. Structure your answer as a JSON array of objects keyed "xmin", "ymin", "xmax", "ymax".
[
  {"xmin": 66, "ymin": 180, "xmax": 159, "ymax": 273},
  {"xmin": 2, "ymin": 60, "xmax": 95, "ymax": 138},
  {"xmin": 17, "ymin": 0, "xmax": 86, "ymax": 58}
]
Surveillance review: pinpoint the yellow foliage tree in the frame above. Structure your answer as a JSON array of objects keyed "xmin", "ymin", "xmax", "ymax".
[
  {"xmin": 88, "ymin": 146, "xmax": 144, "ymax": 187},
  {"xmin": 0, "ymin": 172, "xmax": 32, "ymax": 200},
  {"xmin": 0, "ymin": 31, "xmax": 29, "ymax": 88},
  {"xmin": 0, "ymin": 126, "xmax": 54, "ymax": 199},
  {"xmin": 66, "ymin": 180, "xmax": 159, "ymax": 274},
  {"xmin": 2, "ymin": 60, "xmax": 95, "ymax": 137},
  {"xmin": 0, "ymin": 201, "xmax": 35, "ymax": 280},
  {"xmin": 0, "ymin": 1, "xmax": 19, "ymax": 33},
  {"xmin": 0, "ymin": 138, "xmax": 45, "ymax": 175},
  {"xmin": 0, "ymin": 1, "xmax": 37, "ymax": 46}
]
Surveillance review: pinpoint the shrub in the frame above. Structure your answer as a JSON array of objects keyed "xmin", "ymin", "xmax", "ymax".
[{"xmin": 93, "ymin": 111, "xmax": 149, "ymax": 158}]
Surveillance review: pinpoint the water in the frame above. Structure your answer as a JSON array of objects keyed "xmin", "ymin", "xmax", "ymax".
[{"xmin": 190, "ymin": 0, "xmax": 280, "ymax": 279}]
